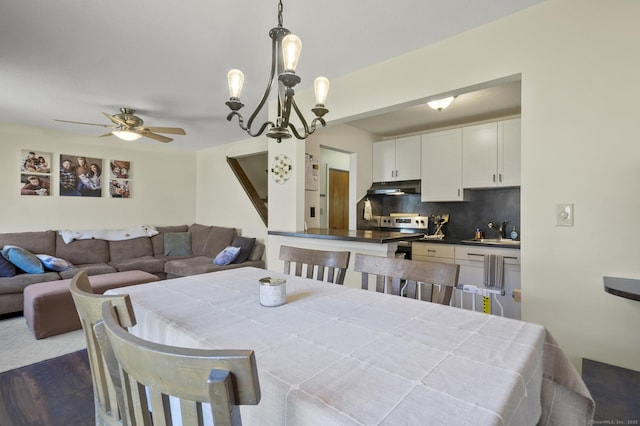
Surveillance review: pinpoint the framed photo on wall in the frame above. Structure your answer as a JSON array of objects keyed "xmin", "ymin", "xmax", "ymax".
[
  {"xmin": 109, "ymin": 179, "xmax": 131, "ymax": 198},
  {"xmin": 109, "ymin": 160, "xmax": 132, "ymax": 198},
  {"xmin": 59, "ymin": 154, "xmax": 104, "ymax": 197},
  {"xmin": 20, "ymin": 150, "xmax": 52, "ymax": 196}
]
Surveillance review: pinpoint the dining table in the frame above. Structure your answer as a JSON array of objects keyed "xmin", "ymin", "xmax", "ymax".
[{"xmin": 105, "ymin": 267, "xmax": 594, "ymax": 425}]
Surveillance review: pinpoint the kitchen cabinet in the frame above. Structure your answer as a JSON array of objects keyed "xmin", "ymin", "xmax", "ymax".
[
  {"xmin": 420, "ymin": 128, "xmax": 469, "ymax": 202},
  {"xmin": 372, "ymin": 135, "xmax": 421, "ymax": 182},
  {"xmin": 462, "ymin": 118, "xmax": 521, "ymax": 188},
  {"xmin": 453, "ymin": 245, "xmax": 521, "ymax": 320},
  {"xmin": 412, "ymin": 242, "xmax": 455, "ymax": 264}
]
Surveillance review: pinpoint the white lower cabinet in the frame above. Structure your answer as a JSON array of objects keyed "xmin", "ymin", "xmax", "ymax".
[
  {"xmin": 413, "ymin": 243, "xmax": 521, "ymax": 320},
  {"xmin": 412, "ymin": 242, "xmax": 455, "ymax": 263},
  {"xmin": 453, "ymin": 245, "xmax": 521, "ymax": 320}
]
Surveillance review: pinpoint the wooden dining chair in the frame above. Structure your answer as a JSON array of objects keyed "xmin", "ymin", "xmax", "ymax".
[
  {"xmin": 354, "ymin": 253, "xmax": 460, "ymax": 305},
  {"xmin": 70, "ymin": 270, "xmax": 136, "ymax": 426},
  {"xmin": 94, "ymin": 301, "xmax": 261, "ymax": 426},
  {"xmin": 279, "ymin": 245, "xmax": 351, "ymax": 285}
]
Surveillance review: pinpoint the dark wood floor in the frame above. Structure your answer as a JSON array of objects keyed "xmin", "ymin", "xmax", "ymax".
[
  {"xmin": 0, "ymin": 350, "xmax": 94, "ymax": 426},
  {"xmin": 582, "ymin": 358, "xmax": 640, "ymax": 423}
]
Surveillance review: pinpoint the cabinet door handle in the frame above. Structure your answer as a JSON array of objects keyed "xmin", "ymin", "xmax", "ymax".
[
  {"xmin": 457, "ymin": 189, "xmax": 460, "ymax": 197},
  {"xmin": 493, "ymin": 174, "xmax": 496, "ymax": 183},
  {"xmin": 499, "ymin": 173, "xmax": 503, "ymax": 183},
  {"xmin": 427, "ymin": 249, "xmax": 436, "ymax": 256}
]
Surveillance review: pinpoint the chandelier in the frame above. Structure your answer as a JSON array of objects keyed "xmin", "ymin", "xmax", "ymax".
[{"xmin": 225, "ymin": 0, "xmax": 329, "ymax": 142}]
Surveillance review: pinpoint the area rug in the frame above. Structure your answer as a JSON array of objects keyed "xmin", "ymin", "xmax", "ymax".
[{"xmin": 0, "ymin": 349, "xmax": 94, "ymax": 425}]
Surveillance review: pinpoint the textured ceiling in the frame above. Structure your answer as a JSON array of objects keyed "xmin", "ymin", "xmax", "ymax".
[{"xmin": 0, "ymin": 0, "xmax": 539, "ymax": 151}]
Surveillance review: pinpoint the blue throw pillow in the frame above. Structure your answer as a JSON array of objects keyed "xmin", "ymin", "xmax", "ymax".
[
  {"xmin": 213, "ymin": 246, "xmax": 241, "ymax": 266},
  {"xmin": 0, "ymin": 255, "xmax": 16, "ymax": 277},
  {"xmin": 1, "ymin": 245, "xmax": 44, "ymax": 274},
  {"xmin": 36, "ymin": 254, "xmax": 75, "ymax": 272}
]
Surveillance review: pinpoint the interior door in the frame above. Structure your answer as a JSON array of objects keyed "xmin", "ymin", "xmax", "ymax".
[{"xmin": 328, "ymin": 168, "xmax": 349, "ymax": 229}]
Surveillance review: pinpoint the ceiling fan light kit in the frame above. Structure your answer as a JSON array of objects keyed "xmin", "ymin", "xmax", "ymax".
[
  {"xmin": 225, "ymin": 0, "xmax": 329, "ymax": 142},
  {"xmin": 55, "ymin": 107, "xmax": 186, "ymax": 143}
]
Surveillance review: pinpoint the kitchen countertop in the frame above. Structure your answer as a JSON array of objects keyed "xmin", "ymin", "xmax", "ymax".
[
  {"xmin": 413, "ymin": 237, "xmax": 521, "ymax": 249},
  {"xmin": 268, "ymin": 228, "xmax": 425, "ymax": 243}
]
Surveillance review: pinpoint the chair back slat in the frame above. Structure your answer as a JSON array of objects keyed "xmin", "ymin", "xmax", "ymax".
[
  {"xmin": 70, "ymin": 270, "xmax": 136, "ymax": 426},
  {"xmin": 353, "ymin": 253, "xmax": 459, "ymax": 305},
  {"xmin": 95, "ymin": 301, "xmax": 261, "ymax": 426},
  {"xmin": 279, "ymin": 245, "xmax": 351, "ymax": 285}
]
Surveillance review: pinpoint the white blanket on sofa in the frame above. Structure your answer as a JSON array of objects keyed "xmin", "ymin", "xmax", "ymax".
[{"xmin": 59, "ymin": 225, "xmax": 159, "ymax": 244}]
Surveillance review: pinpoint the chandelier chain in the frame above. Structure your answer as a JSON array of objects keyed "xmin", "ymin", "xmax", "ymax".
[{"xmin": 278, "ymin": 0, "xmax": 283, "ymax": 27}]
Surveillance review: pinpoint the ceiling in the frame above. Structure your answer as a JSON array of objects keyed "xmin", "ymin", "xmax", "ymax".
[{"xmin": 0, "ymin": 0, "xmax": 539, "ymax": 151}]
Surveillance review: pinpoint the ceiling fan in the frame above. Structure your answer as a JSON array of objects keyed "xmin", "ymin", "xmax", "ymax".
[{"xmin": 55, "ymin": 107, "xmax": 186, "ymax": 143}]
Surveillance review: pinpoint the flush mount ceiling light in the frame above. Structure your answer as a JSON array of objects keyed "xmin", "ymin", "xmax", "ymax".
[
  {"xmin": 225, "ymin": 0, "xmax": 329, "ymax": 143},
  {"xmin": 427, "ymin": 96, "xmax": 456, "ymax": 111}
]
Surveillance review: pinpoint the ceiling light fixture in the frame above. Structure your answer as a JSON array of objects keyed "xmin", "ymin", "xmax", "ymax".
[
  {"xmin": 225, "ymin": 0, "xmax": 329, "ymax": 142},
  {"xmin": 427, "ymin": 96, "xmax": 455, "ymax": 111},
  {"xmin": 111, "ymin": 130, "xmax": 143, "ymax": 141}
]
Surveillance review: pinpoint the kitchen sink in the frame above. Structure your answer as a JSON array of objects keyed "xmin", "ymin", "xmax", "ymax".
[{"xmin": 461, "ymin": 238, "xmax": 520, "ymax": 246}]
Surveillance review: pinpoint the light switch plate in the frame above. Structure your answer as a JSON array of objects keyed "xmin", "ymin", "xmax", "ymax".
[{"xmin": 556, "ymin": 203, "xmax": 574, "ymax": 226}]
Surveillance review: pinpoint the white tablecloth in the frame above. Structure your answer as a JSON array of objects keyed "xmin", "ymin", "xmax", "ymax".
[{"xmin": 106, "ymin": 267, "xmax": 593, "ymax": 425}]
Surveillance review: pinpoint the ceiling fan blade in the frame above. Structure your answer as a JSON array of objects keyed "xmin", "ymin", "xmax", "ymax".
[
  {"xmin": 144, "ymin": 126, "xmax": 186, "ymax": 135},
  {"xmin": 54, "ymin": 119, "xmax": 115, "ymax": 128},
  {"xmin": 99, "ymin": 132, "xmax": 114, "ymax": 138},
  {"xmin": 102, "ymin": 112, "xmax": 127, "ymax": 127},
  {"xmin": 141, "ymin": 131, "xmax": 173, "ymax": 143}
]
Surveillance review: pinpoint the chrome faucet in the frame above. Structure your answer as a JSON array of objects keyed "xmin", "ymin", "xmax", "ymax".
[{"xmin": 487, "ymin": 221, "xmax": 507, "ymax": 240}]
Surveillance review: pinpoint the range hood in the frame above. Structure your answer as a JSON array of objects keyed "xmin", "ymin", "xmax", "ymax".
[{"xmin": 367, "ymin": 180, "xmax": 421, "ymax": 195}]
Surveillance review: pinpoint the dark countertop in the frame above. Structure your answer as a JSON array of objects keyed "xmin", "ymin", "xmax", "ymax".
[
  {"xmin": 268, "ymin": 228, "xmax": 425, "ymax": 244},
  {"xmin": 603, "ymin": 276, "xmax": 640, "ymax": 301},
  {"xmin": 413, "ymin": 237, "xmax": 521, "ymax": 249}
]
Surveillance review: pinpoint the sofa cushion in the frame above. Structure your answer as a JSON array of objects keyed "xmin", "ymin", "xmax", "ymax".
[
  {"xmin": 231, "ymin": 236, "xmax": 256, "ymax": 264},
  {"xmin": 165, "ymin": 256, "xmax": 256, "ymax": 277},
  {"xmin": 202, "ymin": 226, "xmax": 237, "ymax": 258},
  {"xmin": 0, "ymin": 272, "xmax": 61, "ymax": 296},
  {"xmin": 213, "ymin": 246, "xmax": 241, "ymax": 266},
  {"xmin": 0, "ymin": 230, "xmax": 56, "ymax": 256},
  {"xmin": 1, "ymin": 246, "xmax": 44, "ymax": 274},
  {"xmin": 0, "ymin": 256, "xmax": 17, "ymax": 277},
  {"xmin": 56, "ymin": 234, "xmax": 110, "ymax": 264},
  {"xmin": 248, "ymin": 241, "xmax": 265, "ymax": 261},
  {"xmin": 110, "ymin": 256, "xmax": 165, "ymax": 274},
  {"xmin": 188, "ymin": 224, "xmax": 213, "ymax": 256},
  {"xmin": 35, "ymin": 254, "xmax": 74, "ymax": 272},
  {"xmin": 108, "ymin": 237, "xmax": 153, "ymax": 262},
  {"xmin": 164, "ymin": 232, "xmax": 192, "ymax": 256},
  {"xmin": 151, "ymin": 225, "xmax": 189, "ymax": 255},
  {"xmin": 58, "ymin": 263, "xmax": 117, "ymax": 279}
]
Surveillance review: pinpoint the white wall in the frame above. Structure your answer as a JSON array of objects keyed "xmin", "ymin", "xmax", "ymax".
[
  {"xmin": 195, "ymin": 136, "xmax": 268, "ymax": 244},
  {"xmin": 287, "ymin": 0, "xmax": 640, "ymax": 371},
  {"xmin": 0, "ymin": 122, "xmax": 197, "ymax": 232}
]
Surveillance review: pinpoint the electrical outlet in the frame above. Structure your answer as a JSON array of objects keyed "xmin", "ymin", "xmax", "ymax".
[{"xmin": 556, "ymin": 203, "xmax": 574, "ymax": 226}]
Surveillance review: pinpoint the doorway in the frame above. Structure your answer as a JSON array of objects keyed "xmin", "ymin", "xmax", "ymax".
[{"xmin": 328, "ymin": 168, "xmax": 349, "ymax": 229}]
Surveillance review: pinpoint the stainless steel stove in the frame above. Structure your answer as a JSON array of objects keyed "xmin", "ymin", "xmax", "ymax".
[
  {"xmin": 377, "ymin": 213, "xmax": 430, "ymax": 232},
  {"xmin": 376, "ymin": 213, "xmax": 430, "ymax": 259}
]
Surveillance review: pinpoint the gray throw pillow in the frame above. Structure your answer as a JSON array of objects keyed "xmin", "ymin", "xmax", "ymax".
[
  {"xmin": 164, "ymin": 232, "xmax": 192, "ymax": 256},
  {"xmin": 231, "ymin": 236, "xmax": 256, "ymax": 264}
]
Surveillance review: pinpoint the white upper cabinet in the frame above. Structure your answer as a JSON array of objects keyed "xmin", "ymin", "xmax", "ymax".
[
  {"xmin": 462, "ymin": 118, "xmax": 521, "ymax": 188},
  {"xmin": 421, "ymin": 128, "xmax": 468, "ymax": 202},
  {"xmin": 498, "ymin": 118, "xmax": 521, "ymax": 187},
  {"xmin": 372, "ymin": 135, "xmax": 421, "ymax": 182}
]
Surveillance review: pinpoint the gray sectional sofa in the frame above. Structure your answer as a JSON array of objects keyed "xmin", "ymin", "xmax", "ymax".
[{"xmin": 0, "ymin": 224, "xmax": 265, "ymax": 315}]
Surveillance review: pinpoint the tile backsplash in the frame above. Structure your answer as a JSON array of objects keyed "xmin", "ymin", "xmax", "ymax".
[{"xmin": 357, "ymin": 187, "xmax": 520, "ymax": 241}]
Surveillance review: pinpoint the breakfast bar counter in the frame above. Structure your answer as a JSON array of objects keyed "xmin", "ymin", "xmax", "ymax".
[{"xmin": 268, "ymin": 228, "xmax": 425, "ymax": 243}]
